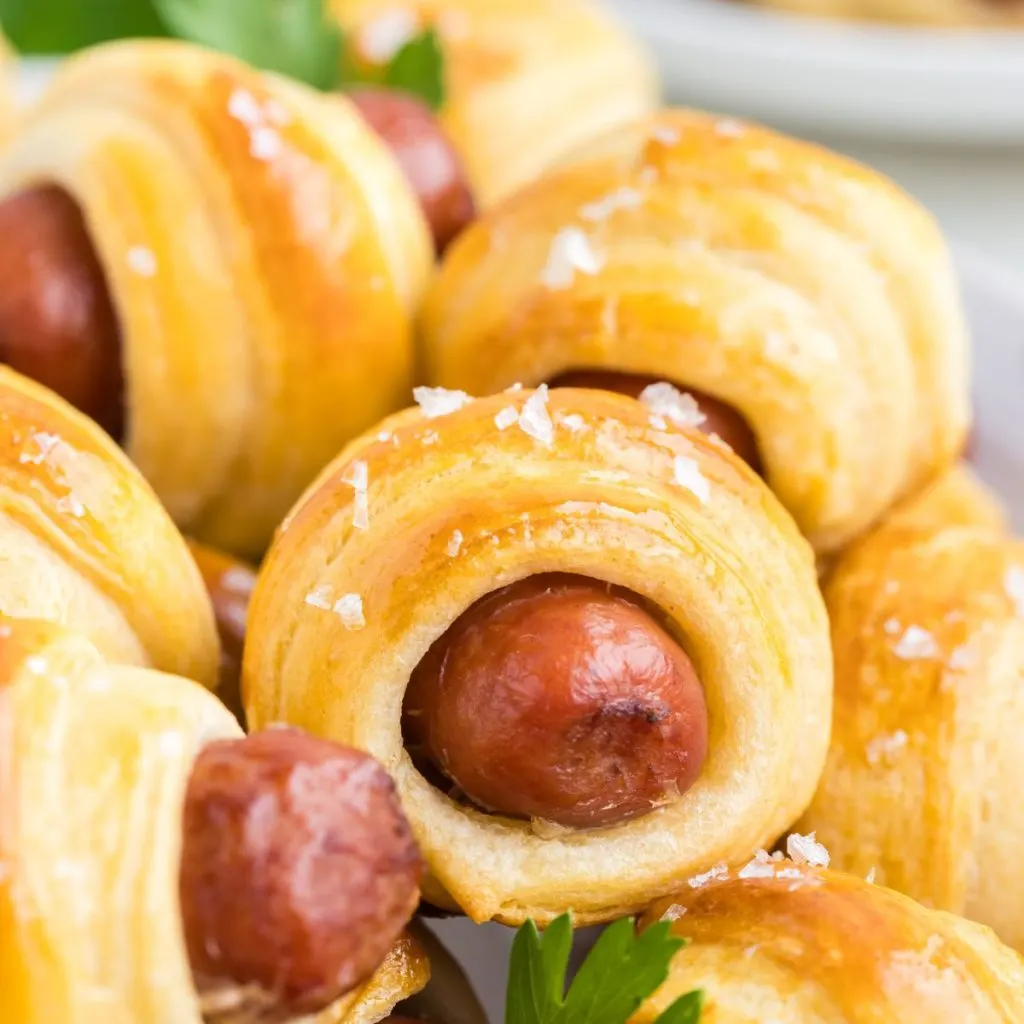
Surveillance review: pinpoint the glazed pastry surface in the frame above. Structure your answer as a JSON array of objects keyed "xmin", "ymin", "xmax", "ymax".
[
  {"xmin": 421, "ymin": 109, "xmax": 970, "ymax": 554},
  {"xmin": 0, "ymin": 40, "xmax": 433, "ymax": 558},
  {"xmin": 636, "ymin": 860, "xmax": 1024, "ymax": 1022},
  {"xmin": 332, "ymin": 0, "xmax": 659, "ymax": 207},
  {"xmin": 800, "ymin": 467, "xmax": 1024, "ymax": 951},
  {"xmin": 0, "ymin": 366, "xmax": 217, "ymax": 683},
  {"xmin": 244, "ymin": 386, "xmax": 832, "ymax": 925},
  {"xmin": 0, "ymin": 619, "xmax": 428, "ymax": 1024}
]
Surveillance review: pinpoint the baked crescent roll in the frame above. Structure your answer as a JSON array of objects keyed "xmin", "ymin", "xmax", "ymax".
[
  {"xmin": 420, "ymin": 109, "xmax": 970, "ymax": 554},
  {"xmin": 798, "ymin": 468, "xmax": 1024, "ymax": 951},
  {"xmin": 636, "ymin": 856, "xmax": 1024, "ymax": 1021},
  {"xmin": 0, "ymin": 366, "xmax": 217, "ymax": 684},
  {"xmin": 244, "ymin": 386, "xmax": 832, "ymax": 926},
  {"xmin": 0, "ymin": 39, "xmax": 433, "ymax": 558},
  {"xmin": 332, "ymin": 0, "xmax": 659, "ymax": 208},
  {"xmin": 0, "ymin": 619, "xmax": 429, "ymax": 1024}
]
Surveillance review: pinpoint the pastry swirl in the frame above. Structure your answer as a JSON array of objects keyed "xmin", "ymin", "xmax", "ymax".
[
  {"xmin": 420, "ymin": 110, "xmax": 970, "ymax": 554},
  {"xmin": 0, "ymin": 40, "xmax": 433, "ymax": 557},
  {"xmin": 244, "ymin": 386, "xmax": 832, "ymax": 925},
  {"xmin": 799, "ymin": 468, "xmax": 1024, "ymax": 951}
]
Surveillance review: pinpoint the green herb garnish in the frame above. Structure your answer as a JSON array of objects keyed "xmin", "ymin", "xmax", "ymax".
[
  {"xmin": 507, "ymin": 913, "xmax": 705, "ymax": 1024},
  {"xmin": 0, "ymin": 0, "xmax": 168, "ymax": 53}
]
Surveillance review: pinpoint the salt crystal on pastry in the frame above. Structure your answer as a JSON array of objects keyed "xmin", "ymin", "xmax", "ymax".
[
  {"xmin": 56, "ymin": 494, "xmax": 86, "ymax": 518},
  {"xmin": 579, "ymin": 187, "xmax": 643, "ymax": 222},
  {"xmin": 866, "ymin": 729, "xmax": 908, "ymax": 766},
  {"xmin": 948, "ymin": 644, "xmax": 976, "ymax": 670},
  {"xmin": 342, "ymin": 460, "xmax": 369, "ymax": 530},
  {"xmin": 304, "ymin": 585, "xmax": 334, "ymax": 610},
  {"xmin": 227, "ymin": 88, "xmax": 262, "ymax": 126},
  {"xmin": 640, "ymin": 382, "xmax": 707, "ymax": 429},
  {"xmin": 413, "ymin": 386, "xmax": 473, "ymax": 418},
  {"xmin": 866, "ymin": 867, "xmax": 877, "ymax": 884},
  {"xmin": 19, "ymin": 431, "xmax": 60, "ymax": 465},
  {"xmin": 541, "ymin": 228, "xmax": 603, "ymax": 290},
  {"xmin": 688, "ymin": 862, "xmax": 729, "ymax": 888},
  {"xmin": 25, "ymin": 655, "xmax": 48, "ymax": 675},
  {"xmin": 250, "ymin": 127, "xmax": 282, "ymax": 161},
  {"xmin": 651, "ymin": 125, "xmax": 681, "ymax": 146},
  {"xmin": 447, "ymin": 530, "xmax": 463, "ymax": 557},
  {"xmin": 559, "ymin": 413, "xmax": 586, "ymax": 432},
  {"xmin": 332, "ymin": 593, "xmax": 365, "ymax": 630},
  {"xmin": 738, "ymin": 850, "xmax": 776, "ymax": 879},
  {"xmin": 1004, "ymin": 567, "xmax": 1024, "ymax": 617},
  {"xmin": 495, "ymin": 406, "xmax": 519, "ymax": 430},
  {"xmin": 127, "ymin": 246, "xmax": 157, "ymax": 278},
  {"xmin": 893, "ymin": 625, "xmax": 940, "ymax": 660},
  {"xmin": 519, "ymin": 385, "xmax": 554, "ymax": 445},
  {"xmin": 786, "ymin": 832, "xmax": 830, "ymax": 868},
  {"xmin": 673, "ymin": 456, "xmax": 711, "ymax": 505},
  {"xmin": 883, "ymin": 617, "xmax": 902, "ymax": 636}
]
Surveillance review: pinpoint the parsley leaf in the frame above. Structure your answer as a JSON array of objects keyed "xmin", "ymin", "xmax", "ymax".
[
  {"xmin": 506, "ymin": 913, "xmax": 704, "ymax": 1024},
  {"xmin": 154, "ymin": 0, "xmax": 343, "ymax": 90},
  {"xmin": 1, "ymin": 0, "xmax": 167, "ymax": 53},
  {"xmin": 385, "ymin": 26, "xmax": 445, "ymax": 111}
]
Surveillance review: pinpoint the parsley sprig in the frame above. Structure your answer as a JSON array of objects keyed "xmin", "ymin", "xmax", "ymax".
[
  {"xmin": 3, "ymin": 0, "xmax": 446, "ymax": 109},
  {"xmin": 507, "ymin": 913, "xmax": 704, "ymax": 1024}
]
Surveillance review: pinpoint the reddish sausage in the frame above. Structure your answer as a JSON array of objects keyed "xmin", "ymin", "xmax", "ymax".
[
  {"xmin": 180, "ymin": 729, "xmax": 422, "ymax": 1019},
  {"xmin": 403, "ymin": 574, "xmax": 708, "ymax": 830},
  {"xmin": 0, "ymin": 186, "xmax": 124, "ymax": 439},
  {"xmin": 187, "ymin": 540, "xmax": 257, "ymax": 723},
  {"xmin": 551, "ymin": 370, "xmax": 762, "ymax": 473},
  {"xmin": 348, "ymin": 88, "xmax": 475, "ymax": 255}
]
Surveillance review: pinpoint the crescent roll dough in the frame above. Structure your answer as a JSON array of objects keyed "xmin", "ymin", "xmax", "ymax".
[
  {"xmin": 0, "ymin": 366, "xmax": 217, "ymax": 685},
  {"xmin": 636, "ymin": 859, "xmax": 1024, "ymax": 1021},
  {"xmin": 0, "ymin": 620, "xmax": 428, "ymax": 1024},
  {"xmin": 332, "ymin": 0, "xmax": 659, "ymax": 208},
  {"xmin": 0, "ymin": 40, "xmax": 433, "ymax": 558},
  {"xmin": 420, "ymin": 110, "xmax": 970, "ymax": 554},
  {"xmin": 798, "ymin": 468, "xmax": 1024, "ymax": 951},
  {"xmin": 244, "ymin": 386, "xmax": 832, "ymax": 926}
]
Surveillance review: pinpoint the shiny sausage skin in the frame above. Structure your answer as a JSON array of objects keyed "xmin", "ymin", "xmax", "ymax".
[
  {"xmin": 347, "ymin": 88, "xmax": 475, "ymax": 255},
  {"xmin": 0, "ymin": 186, "xmax": 124, "ymax": 439},
  {"xmin": 180, "ymin": 729, "xmax": 423, "ymax": 1020},
  {"xmin": 403, "ymin": 573, "xmax": 708, "ymax": 830},
  {"xmin": 187, "ymin": 540, "xmax": 256, "ymax": 724},
  {"xmin": 551, "ymin": 370, "xmax": 762, "ymax": 473}
]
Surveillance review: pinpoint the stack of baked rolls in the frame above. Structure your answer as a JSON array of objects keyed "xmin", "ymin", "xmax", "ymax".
[
  {"xmin": 420, "ymin": 109, "xmax": 970, "ymax": 555},
  {"xmin": 244, "ymin": 385, "xmax": 833, "ymax": 925}
]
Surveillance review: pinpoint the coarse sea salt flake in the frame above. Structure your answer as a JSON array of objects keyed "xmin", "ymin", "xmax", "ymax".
[
  {"xmin": 519, "ymin": 385, "xmax": 554, "ymax": 445},
  {"xmin": 342, "ymin": 460, "xmax": 368, "ymax": 491},
  {"xmin": 651, "ymin": 124, "xmax": 681, "ymax": 145},
  {"xmin": 56, "ymin": 494, "xmax": 86, "ymax": 518},
  {"xmin": 640, "ymin": 382, "xmax": 707, "ymax": 429},
  {"xmin": 333, "ymin": 593, "xmax": 365, "ymax": 630},
  {"xmin": 949, "ymin": 644, "xmax": 976, "ymax": 671},
  {"xmin": 866, "ymin": 729, "xmax": 908, "ymax": 766},
  {"xmin": 447, "ymin": 530, "xmax": 463, "ymax": 557},
  {"xmin": 228, "ymin": 88, "xmax": 261, "ymax": 125},
  {"xmin": 688, "ymin": 862, "xmax": 729, "ymax": 888},
  {"xmin": 495, "ymin": 406, "xmax": 519, "ymax": 430},
  {"xmin": 893, "ymin": 625, "xmax": 940, "ymax": 660},
  {"xmin": 673, "ymin": 456, "xmax": 710, "ymax": 504},
  {"xmin": 20, "ymin": 431, "xmax": 61, "ymax": 465},
  {"xmin": 127, "ymin": 246, "xmax": 157, "ymax": 277},
  {"xmin": 1005, "ymin": 567, "xmax": 1024, "ymax": 617},
  {"xmin": 304, "ymin": 585, "xmax": 334, "ymax": 611},
  {"xmin": 25, "ymin": 655, "xmax": 48, "ymax": 675},
  {"xmin": 866, "ymin": 867, "xmax": 877, "ymax": 884},
  {"xmin": 541, "ymin": 227, "xmax": 603, "ymax": 290},
  {"xmin": 787, "ymin": 832, "xmax": 830, "ymax": 868},
  {"xmin": 739, "ymin": 851, "xmax": 776, "ymax": 879},
  {"xmin": 413, "ymin": 386, "xmax": 472, "ymax": 418},
  {"xmin": 560, "ymin": 413, "xmax": 585, "ymax": 432},
  {"xmin": 250, "ymin": 126, "xmax": 282, "ymax": 161},
  {"xmin": 579, "ymin": 187, "xmax": 643, "ymax": 222},
  {"xmin": 883, "ymin": 617, "xmax": 902, "ymax": 636}
]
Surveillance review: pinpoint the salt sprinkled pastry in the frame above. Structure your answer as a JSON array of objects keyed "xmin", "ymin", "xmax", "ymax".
[
  {"xmin": 332, "ymin": 0, "xmax": 659, "ymax": 209},
  {"xmin": 244, "ymin": 385, "xmax": 832, "ymax": 926},
  {"xmin": 0, "ymin": 39, "xmax": 433, "ymax": 558},
  {"xmin": 799, "ymin": 466, "xmax": 1024, "ymax": 952},
  {"xmin": 636, "ymin": 844, "xmax": 1024, "ymax": 1021},
  {"xmin": 0, "ymin": 618, "xmax": 430, "ymax": 1024},
  {"xmin": 420, "ymin": 109, "xmax": 970, "ymax": 554},
  {"xmin": 0, "ymin": 365, "xmax": 217, "ymax": 684}
]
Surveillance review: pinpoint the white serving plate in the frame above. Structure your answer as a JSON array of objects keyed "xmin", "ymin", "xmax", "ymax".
[
  {"xmin": 608, "ymin": 0, "xmax": 1024, "ymax": 144},
  {"xmin": 425, "ymin": 248, "xmax": 1024, "ymax": 1020}
]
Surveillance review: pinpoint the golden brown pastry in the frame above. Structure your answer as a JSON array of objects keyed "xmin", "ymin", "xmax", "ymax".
[
  {"xmin": 0, "ymin": 618, "xmax": 430, "ymax": 1024},
  {"xmin": 244, "ymin": 385, "xmax": 832, "ymax": 926},
  {"xmin": 747, "ymin": 0, "xmax": 1024, "ymax": 28},
  {"xmin": 798, "ymin": 468, "xmax": 1024, "ymax": 951},
  {"xmin": 636, "ymin": 855, "xmax": 1024, "ymax": 1021},
  {"xmin": 331, "ymin": 0, "xmax": 659, "ymax": 208},
  {"xmin": 0, "ymin": 39, "xmax": 433, "ymax": 558},
  {"xmin": 420, "ymin": 109, "xmax": 971, "ymax": 555},
  {"xmin": 0, "ymin": 365, "xmax": 217, "ymax": 682}
]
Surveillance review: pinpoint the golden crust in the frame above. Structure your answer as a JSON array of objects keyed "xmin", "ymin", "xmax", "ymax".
[
  {"xmin": 0, "ymin": 40, "xmax": 433, "ymax": 558},
  {"xmin": 331, "ymin": 0, "xmax": 659, "ymax": 208},
  {"xmin": 0, "ymin": 367, "xmax": 217, "ymax": 684},
  {"xmin": 244, "ymin": 387, "xmax": 832, "ymax": 925},
  {"xmin": 0, "ymin": 619, "xmax": 427, "ymax": 1024},
  {"xmin": 636, "ymin": 862, "xmax": 1024, "ymax": 1021},
  {"xmin": 420, "ymin": 109, "xmax": 970, "ymax": 554},
  {"xmin": 799, "ymin": 468, "xmax": 1024, "ymax": 950}
]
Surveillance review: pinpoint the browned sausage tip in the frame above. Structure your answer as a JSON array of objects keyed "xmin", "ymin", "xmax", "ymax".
[
  {"xmin": 180, "ymin": 729, "xmax": 422, "ymax": 1020},
  {"xmin": 403, "ymin": 573, "xmax": 709, "ymax": 830}
]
